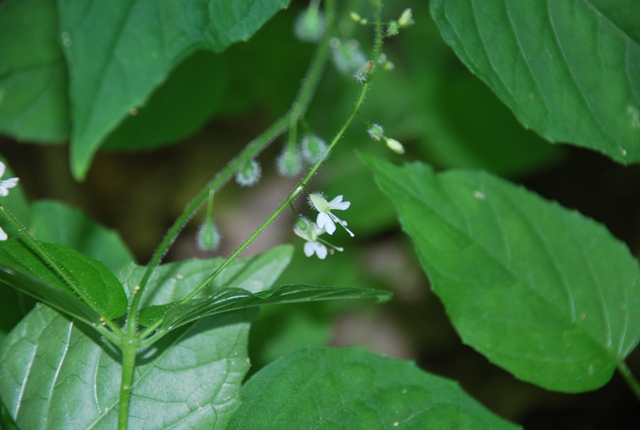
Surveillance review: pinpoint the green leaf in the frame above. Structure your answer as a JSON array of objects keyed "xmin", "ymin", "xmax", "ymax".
[
  {"xmin": 0, "ymin": 303, "xmax": 254, "ymax": 429},
  {"xmin": 30, "ymin": 200, "xmax": 133, "ymax": 271},
  {"xmin": 139, "ymin": 284, "xmax": 392, "ymax": 332},
  {"xmin": 102, "ymin": 50, "xmax": 228, "ymax": 152},
  {"xmin": 58, "ymin": 0, "xmax": 291, "ymax": 179},
  {"xmin": 229, "ymin": 347, "xmax": 519, "ymax": 429},
  {"xmin": 0, "ymin": 240, "xmax": 127, "ymax": 321},
  {"xmin": 364, "ymin": 154, "xmax": 640, "ymax": 392},
  {"xmin": 430, "ymin": 0, "xmax": 640, "ymax": 163},
  {"xmin": 0, "ymin": 0, "xmax": 69, "ymax": 142}
]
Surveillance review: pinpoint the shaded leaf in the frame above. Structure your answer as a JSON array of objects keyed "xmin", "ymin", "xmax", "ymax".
[
  {"xmin": 431, "ymin": 0, "xmax": 640, "ymax": 163},
  {"xmin": 364, "ymin": 154, "xmax": 640, "ymax": 392},
  {"xmin": 0, "ymin": 0, "xmax": 68, "ymax": 142},
  {"xmin": 0, "ymin": 303, "xmax": 254, "ymax": 429},
  {"xmin": 0, "ymin": 240, "xmax": 127, "ymax": 321},
  {"xmin": 58, "ymin": 0, "xmax": 291, "ymax": 178},
  {"xmin": 102, "ymin": 50, "xmax": 228, "ymax": 152},
  {"xmin": 30, "ymin": 200, "xmax": 134, "ymax": 271},
  {"xmin": 229, "ymin": 347, "xmax": 519, "ymax": 429},
  {"xmin": 139, "ymin": 284, "xmax": 393, "ymax": 333}
]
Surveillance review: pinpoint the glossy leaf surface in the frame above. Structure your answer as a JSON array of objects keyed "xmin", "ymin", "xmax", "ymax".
[
  {"xmin": 0, "ymin": 304, "xmax": 254, "ymax": 429},
  {"xmin": 0, "ymin": 240, "xmax": 127, "ymax": 321},
  {"xmin": 365, "ymin": 154, "xmax": 640, "ymax": 392}
]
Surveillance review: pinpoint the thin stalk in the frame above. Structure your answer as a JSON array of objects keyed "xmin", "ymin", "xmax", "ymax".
[
  {"xmin": 130, "ymin": 0, "xmax": 335, "ymax": 317},
  {"xmin": 618, "ymin": 361, "xmax": 640, "ymax": 403}
]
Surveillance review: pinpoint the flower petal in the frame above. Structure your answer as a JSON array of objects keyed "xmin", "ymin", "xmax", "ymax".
[
  {"xmin": 314, "ymin": 243, "xmax": 328, "ymax": 259},
  {"xmin": 330, "ymin": 201, "xmax": 350, "ymax": 211},
  {"xmin": 303, "ymin": 242, "xmax": 315, "ymax": 257},
  {"xmin": 0, "ymin": 162, "xmax": 5, "ymax": 178},
  {"xmin": 317, "ymin": 213, "xmax": 336, "ymax": 235},
  {"xmin": 0, "ymin": 227, "xmax": 7, "ymax": 241}
]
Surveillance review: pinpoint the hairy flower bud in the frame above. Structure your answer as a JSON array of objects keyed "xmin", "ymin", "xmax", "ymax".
[{"xmin": 235, "ymin": 159, "xmax": 262, "ymax": 187}]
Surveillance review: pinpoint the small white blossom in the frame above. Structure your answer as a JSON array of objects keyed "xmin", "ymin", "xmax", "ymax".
[
  {"xmin": 0, "ymin": 226, "xmax": 6, "ymax": 241},
  {"xmin": 308, "ymin": 193, "xmax": 353, "ymax": 236},
  {"xmin": 293, "ymin": 218, "xmax": 328, "ymax": 259},
  {"xmin": 0, "ymin": 162, "xmax": 19, "ymax": 197}
]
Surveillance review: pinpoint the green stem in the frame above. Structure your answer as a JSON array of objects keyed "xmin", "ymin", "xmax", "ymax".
[
  {"xmin": 618, "ymin": 361, "xmax": 640, "ymax": 403},
  {"xmin": 117, "ymin": 333, "xmax": 138, "ymax": 430},
  {"xmin": 0, "ymin": 205, "xmax": 123, "ymax": 337},
  {"xmin": 130, "ymin": 0, "xmax": 335, "ymax": 318}
]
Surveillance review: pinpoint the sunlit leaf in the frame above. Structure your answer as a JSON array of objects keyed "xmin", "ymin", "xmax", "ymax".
[
  {"xmin": 0, "ymin": 303, "xmax": 254, "ymax": 429},
  {"xmin": 0, "ymin": 240, "xmax": 127, "ymax": 321},
  {"xmin": 431, "ymin": 0, "xmax": 640, "ymax": 163},
  {"xmin": 57, "ymin": 0, "xmax": 291, "ymax": 178},
  {"xmin": 365, "ymin": 154, "xmax": 640, "ymax": 392},
  {"xmin": 229, "ymin": 347, "xmax": 519, "ymax": 429},
  {"xmin": 30, "ymin": 200, "xmax": 134, "ymax": 271}
]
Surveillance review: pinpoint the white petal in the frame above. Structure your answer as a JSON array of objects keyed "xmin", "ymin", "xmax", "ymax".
[
  {"xmin": 303, "ymin": 242, "xmax": 315, "ymax": 257},
  {"xmin": 314, "ymin": 243, "xmax": 328, "ymax": 259},
  {"xmin": 0, "ymin": 179, "xmax": 18, "ymax": 197},
  {"xmin": 318, "ymin": 213, "xmax": 336, "ymax": 235},
  {"xmin": 0, "ymin": 162, "xmax": 5, "ymax": 178},
  {"xmin": 330, "ymin": 201, "xmax": 350, "ymax": 211},
  {"xmin": 0, "ymin": 227, "xmax": 6, "ymax": 241}
]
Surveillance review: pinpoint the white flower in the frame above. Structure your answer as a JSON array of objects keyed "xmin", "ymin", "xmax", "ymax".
[
  {"xmin": 0, "ymin": 162, "xmax": 19, "ymax": 197},
  {"xmin": 308, "ymin": 193, "xmax": 353, "ymax": 236},
  {"xmin": 0, "ymin": 226, "xmax": 6, "ymax": 241},
  {"xmin": 293, "ymin": 218, "xmax": 328, "ymax": 259}
]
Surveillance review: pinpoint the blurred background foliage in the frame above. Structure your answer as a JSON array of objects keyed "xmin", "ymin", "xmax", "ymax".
[{"xmin": 1, "ymin": 0, "xmax": 640, "ymax": 428}]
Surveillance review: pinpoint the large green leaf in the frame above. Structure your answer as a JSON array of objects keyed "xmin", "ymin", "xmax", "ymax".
[
  {"xmin": 0, "ymin": 303, "xmax": 254, "ymax": 429},
  {"xmin": 30, "ymin": 200, "xmax": 134, "ymax": 271},
  {"xmin": 58, "ymin": 0, "xmax": 291, "ymax": 178},
  {"xmin": 229, "ymin": 347, "xmax": 519, "ymax": 429},
  {"xmin": 0, "ymin": 0, "xmax": 69, "ymax": 143},
  {"xmin": 0, "ymin": 240, "xmax": 127, "ymax": 321},
  {"xmin": 364, "ymin": 154, "xmax": 640, "ymax": 392},
  {"xmin": 430, "ymin": 0, "xmax": 640, "ymax": 163}
]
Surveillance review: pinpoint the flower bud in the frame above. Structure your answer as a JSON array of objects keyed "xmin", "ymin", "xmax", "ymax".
[
  {"xmin": 235, "ymin": 159, "xmax": 262, "ymax": 187},
  {"xmin": 398, "ymin": 9, "xmax": 414, "ymax": 27},
  {"xmin": 276, "ymin": 146, "xmax": 303, "ymax": 177},
  {"xmin": 367, "ymin": 123, "xmax": 385, "ymax": 141},
  {"xmin": 384, "ymin": 137, "xmax": 405, "ymax": 154},
  {"xmin": 387, "ymin": 21, "xmax": 399, "ymax": 37},
  {"xmin": 331, "ymin": 38, "xmax": 367, "ymax": 75},
  {"xmin": 294, "ymin": 8, "xmax": 325, "ymax": 43},
  {"xmin": 196, "ymin": 219, "xmax": 221, "ymax": 251},
  {"xmin": 349, "ymin": 12, "xmax": 361, "ymax": 22},
  {"xmin": 301, "ymin": 134, "xmax": 328, "ymax": 163}
]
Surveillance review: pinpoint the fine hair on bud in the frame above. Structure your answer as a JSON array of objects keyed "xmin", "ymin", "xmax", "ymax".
[
  {"xmin": 276, "ymin": 146, "xmax": 303, "ymax": 177},
  {"xmin": 367, "ymin": 123, "xmax": 384, "ymax": 141},
  {"xmin": 301, "ymin": 134, "xmax": 328, "ymax": 164},
  {"xmin": 235, "ymin": 159, "xmax": 262, "ymax": 187},
  {"xmin": 196, "ymin": 219, "xmax": 221, "ymax": 251}
]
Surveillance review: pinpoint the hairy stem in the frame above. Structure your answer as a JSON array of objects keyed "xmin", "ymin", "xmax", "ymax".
[{"xmin": 117, "ymin": 333, "xmax": 138, "ymax": 430}]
